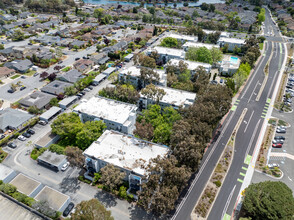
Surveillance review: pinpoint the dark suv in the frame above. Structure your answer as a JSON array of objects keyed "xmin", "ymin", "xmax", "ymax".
[
  {"xmin": 27, "ymin": 129, "xmax": 35, "ymax": 135},
  {"xmin": 8, "ymin": 143, "xmax": 17, "ymax": 149},
  {"xmin": 22, "ymin": 132, "xmax": 31, "ymax": 138},
  {"xmin": 63, "ymin": 202, "xmax": 74, "ymax": 217}
]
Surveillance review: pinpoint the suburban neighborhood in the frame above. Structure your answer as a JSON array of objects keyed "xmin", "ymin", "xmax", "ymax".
[{"xmin": 0, "ymin": 0, "xmax": 293, "ymax": 220}]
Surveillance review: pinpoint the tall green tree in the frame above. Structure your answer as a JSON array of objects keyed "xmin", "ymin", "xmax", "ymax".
[
  {"xmin": 185, "ymin": 47, "xmax": 213, "ymax": 64},
  {"xmin": 243, "ymin": 181, "xmax": 294, "ymax": 220},
  {"xmin": 99, "ymin": 164, "xmax": 125, "ymax": 191},
  {"xmin": 160, "ymin": 37, "xmax": 178, "ymax": 48},
  {"xmin": 76, "ymin": 121, "xmax": 106, "ymax": 150},
  {"xmin": 71, "ymin": 199, "xmax": 114, "ymax": 220}
]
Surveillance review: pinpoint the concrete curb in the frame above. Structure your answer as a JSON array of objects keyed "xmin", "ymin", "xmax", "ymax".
[
  {"xmin": 232, "ymin": 42, "xmax": 288, "ymax": 218},
  {"xmin": 254, "ymin": 168, "xmax": 284, "ymax": 180}
]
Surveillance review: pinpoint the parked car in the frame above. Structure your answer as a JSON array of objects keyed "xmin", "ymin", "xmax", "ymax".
[
  {"xmin": 61, "ymin": 162, "xmax": 70, "ymax": 171},
  {"xmin": 21, "ymin": 76, "xmax": 26, "ymax": 79},
  {"xmin": 274, "ymin": 136, "xmax": 285, "ymax": 140},
  {"xmin": 7, "ymin": 89, "xmax": 15, "ymax": 93},
  {"xmin": 268, "ymin": 163, "xmax": 279, "ymax": 169},
  {"xmin": 83, "ymin": 88, "xmax": 90, "ymax": 92},
  {"xmin": 272, "ymin": 139, "xmax": 284, "ymax": 144},
  {"xmin": 8, "ymin": 142, "xmax": 17, "ymax": 149},
  {"xmin": 272, "ymin": 143, "xmax": 282, "ymax": 148},
  {"xmin": 18, "ymin": 135, "xmax": 26, "ymax": 141},
  {"xmin": 75, "ymin": 57, "xmax": 80, "ymax": 61},
  {"xmin": 210, "ymin": 80, "xmax": 218, "ymax": 85},
  {"xmin": 20, "ymin": 86, "xmax": 26, "ymax": 91},
  {"xmin": 63, "ymin": 202, "xmax": 75, "ymax": 217},
  {"xmin": 22, "ymin": 132, "xmax": 31, "ymax": 138},
  {"xmin": 80, "ymin": 91, "xmax": 86, "ymax": 95},
  {"xmin": 0, "ymin": 134, "xmax": 5, "ymax": 140},
  {"xmin": 39, "ymin": 120, "xmax": 47, "ymax": 126},
  {"xmin": 33, "ymin": 73, "xmax": 39, "ymax": 77},
  {"xmin": 276, "ymin": 128, "xmax": 286, "ymax": 133},
  {"xmin": 58, "ymin": 61, "xmax": 63, "ymax": 64},
  {"xmin": 88, "ymin": 86, "xmax": 93, "ymax": 90},
  {"xmin": 27, "ymin": 129, "xmax": 35, "ymax": 135}
]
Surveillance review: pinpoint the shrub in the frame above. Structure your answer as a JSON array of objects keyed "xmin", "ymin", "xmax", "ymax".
[
  {"xmin": 213, "ymin": 180, "xmax": 222, "ymax": 187},
  {"xmin": 49, "ymin": 144, "xmax": 65, "ymax": 155},
  {"xmin": 118, "ymin": 186, "xmax": 128, "ymax": 199}
]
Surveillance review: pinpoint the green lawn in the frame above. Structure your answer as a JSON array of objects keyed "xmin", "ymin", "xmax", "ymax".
[
  {"xmin": 24, "ymin": 70, "xmax": 36, "ymax": 76},
  {"xmin": 11, "ymin": 74, "xmax": 20, "ymax": 79},
  {"xmin": 62, "ymin": 66, "xmax": 71, "ymax": 72},
  {"xmin": 259, "ymin": 43, "xmax": 264, "ymax": 50}
]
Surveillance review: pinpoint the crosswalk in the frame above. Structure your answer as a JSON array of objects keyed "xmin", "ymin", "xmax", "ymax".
[
  {"xmin": 261, "ymin": 99, "xmax": 271, "ymax": 118},
  {"xmin": 231, "ymin": 99, "xmax": 240, "ymax": 112}
]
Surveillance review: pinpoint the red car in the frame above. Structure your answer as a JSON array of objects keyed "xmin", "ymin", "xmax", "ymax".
[{"xmin": 272, "ymin": 143, "xmax": 282, "ymax": 148}]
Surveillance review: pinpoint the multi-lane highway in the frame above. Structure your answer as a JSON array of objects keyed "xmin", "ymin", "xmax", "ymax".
[{"xmin": 172, "ymin": 8, "xmax": 287, "ymax": 220}]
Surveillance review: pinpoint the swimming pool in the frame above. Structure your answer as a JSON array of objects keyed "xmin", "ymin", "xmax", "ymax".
[{"xmin": 230, "ymin": 56, "xmax": 239, "ymax": 64}]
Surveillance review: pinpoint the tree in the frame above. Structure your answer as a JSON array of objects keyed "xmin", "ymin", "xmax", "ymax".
[
  {"xmin": 64, "ymin": 86, "xmax": 78, "ymax": 96},
  {"xmin": 65, "ymin": 146, "xmax": 85, "ymax": 168},
  {"xmin": 160, "ymin": 37, "xmax": 178, "ymax": 48},
  {"xmin": 40, "ymin": 71, "xmax": 48, "ymax": 80},
  {"xmin": 0, "ymin": 44, "xmax": 4, "ymax": 50},
  {"xmin": 93, "ymin": 8, "xmax": 104, "ymax": 19},
  {"xmin": 28, "ymin": 106, "xmax": 39, "ymax": 114},
  {"xmin": 141, "ymin": 84, "xmax": 166, "ymax": 104},
  {"xmin": 185, "ymin": 47, "xmax": 213, "ymax": 64},
  {"xmin": 11, "ymin": 30, "xmax": 25, "ymax": 41},
  {"xmin": 71, "ymin": 199, "xmax": 114, "ymax": 220},
  {"xmin": 243, "ymin": 181, "xmax": 294, "ymax": 220},
  {"xmin": 104, "ymin": 38, "xmax": 110, "ymax": 46},
  {"xmin": 48, "ymin": 73, "xmax": 56, "ymax": 81},
  {"xmin": 153, "ymin": 26, "xmax": 158, "ymax": 36},
  {"xmin": 49, "ymin": 97, "xmax": 59, "ymax": 106},
  {"xmin": 135, "ymin": 53, "xmax": 156, "ymax": 68},
  {"xmin": 210, "ymin": 47, "xmax": 223, "ymax": 65},
  {"xmin": 99, "ymin": 164, "xmax": 125, "ymax": 191},
  {"xmin": 51, "ymin": 113, "xmax": 83, "ymax": 145},
  {"xmin": 140, "ymin": 67, "xmax": 160, "ymax": 87},
  {"xmin": 76, "ymin": 121, "xmax": 106, "ymax": 150}
]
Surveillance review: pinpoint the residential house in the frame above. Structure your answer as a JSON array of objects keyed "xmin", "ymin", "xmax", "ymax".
[
  {"xmin": 219, "ymin": 55, "xmax": 241, "ymax": 76},
  {"xmin": 41, "ymin": 80, "xmax": 72, "ymax": 96},
  {"xmin": 69, "ymin": 40, "xmax": 87, "ymax": 49},
  {"xmin": 167, "ymin": 33, "xmax": 198, "ymax": 44},
  {"xmin": 119, "ymin": 66, "xmax": 167, "ymax": 89},
  {"xmin": 0, "ymin": 67, "xmax": 15, "ymax": 78},
  {"xmin": 0, "ymin": 14, "xmax": 16, "ymax": 21},
  {"xmin": 0, "ymin": 108, "xmax": 33, "ymax": 132},
  {"xmin": 58, "ymin": 69, "xmax": 84, "ymax": 84},
  {"xmin": 19, "ymin": 91, "xmax": 55, "ymax": 110},
  {"xmin": 4, "ymin": 59, "xmax": 33, "ymax": 73},
  {"xmin": 104, "ymin": 41, "xmax": 128, "ymax": 54},
  {"xmin": 73, "ymin": 59, "xmax": 94, "ymax": 73},
  {"xmin": 89, "ymin": 53, "xmax": 108, "ymax": 65},
  {"xmin": 73, "ymin": 96, "xmax": 137, "ymax": 134},
  {"xmin": 83, "ymin": 130, "xmax": 170, "ymax": 196}
]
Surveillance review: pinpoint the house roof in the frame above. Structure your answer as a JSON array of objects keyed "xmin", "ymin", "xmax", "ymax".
[
  {"xmin": 19, "ymin": 91, "xmax": 55, "ymax": 109},
  {"xmin": 58, "ymin": 69, "xmax": 83, "ymax": 83},
  {"xmin": 0, "ymin": 67, "xmax": 15, "ymax": 77},
  {"xmin": 41, "ymin": 80, "xmax": 72, "ymax": 95},
  {"xmin": 0, "ymin": 108, "xmax": 33, "ymax": 131}
]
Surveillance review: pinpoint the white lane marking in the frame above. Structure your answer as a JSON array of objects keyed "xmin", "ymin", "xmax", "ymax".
[
  {"xmin": 221, "ymin": 185, "xmax": 236, "ymax": 220},
  {"xmin": 245, "ymin": 119, "xmax": 261, "ymax": 157},
  {"xmin": 244, "ymin": 111, "xmax": 254, "ymax": 133},
  {"xmin": 248, "ymin": 80, "xmax": 260, "ymax": 103}
]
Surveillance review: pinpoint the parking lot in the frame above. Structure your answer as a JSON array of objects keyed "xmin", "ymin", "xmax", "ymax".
[{"xmin": 0, "ymin": 75, "xmax": 46, "ymax": 103}]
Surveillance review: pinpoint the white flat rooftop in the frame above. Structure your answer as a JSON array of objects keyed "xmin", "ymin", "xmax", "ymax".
[
  {"xmin": 182, "ymin": 42, "xmax": 219, "ymax": 50},
  {"xmin": 152, "ymin": 46, "xmax": 185, "ymax": 58},
  {"xmin": 83, "ymin": 130, "xmax": 169, "ymax": 176},
  {"xmin": 218, "ymin": 37, "xmax": 245, "ymax": 44},
  {"xmin": 142, "ymin": 86, "xmax": 196, "ymax": 107},
  {"xmin": 74, "ymin": 96, "xmax": 137, "ymax": 124},
  {"xmin": 120, "ymin": 66, "xmax": 166, "ymax": 83},
  {"xmin": 168, "ymin": 59, "xmax": 211, "ymax": 71},
  {"xmin": 168, "ymin": 33, "xmax": 198, "ymax": 42}
]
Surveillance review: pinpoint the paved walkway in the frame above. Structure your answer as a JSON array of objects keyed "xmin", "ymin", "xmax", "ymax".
[{"xmin": 270, "ymin": 152, "xmax": 294, "ymax": 160}]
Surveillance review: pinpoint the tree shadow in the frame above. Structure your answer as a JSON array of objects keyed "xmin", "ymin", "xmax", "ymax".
[
  {"xmin": 128, "ymin": 204, "xmax": 169, "ymax": 220},
  {"xmin": 59, "ymin": 177, "xmax": 81, "ymax": 194},
  {"xmin": 94, "ymin": 190, "xmax": 118, "ymax": 208}
]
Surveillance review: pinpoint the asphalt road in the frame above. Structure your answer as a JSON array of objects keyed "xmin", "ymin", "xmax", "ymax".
[{"xmin": 171, "ymin": 8, "xmax": 287, "ymax": 220}]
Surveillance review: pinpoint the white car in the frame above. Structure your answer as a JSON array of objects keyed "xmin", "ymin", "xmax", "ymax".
[
  {"xmin": 61, "ymin": 162, "xmax": 70, "ymax": 171},
  {"xmin": 268, "ymin": 163, "xmax": 279, "ymax": 169},
  {"xmin": 18, "ymin": 135, "xmax": 26, "ymax": 141}
]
